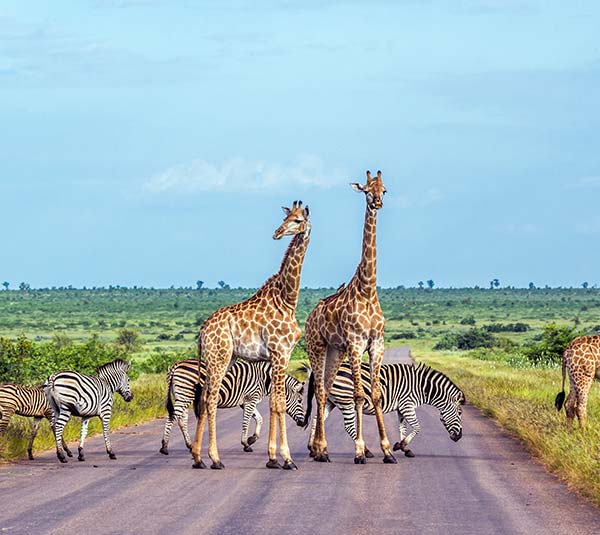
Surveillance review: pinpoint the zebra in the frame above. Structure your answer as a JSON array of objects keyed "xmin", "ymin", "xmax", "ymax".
[
  {"xmin": 305, "ymin": 361, "xmax": 465, "ymax": 458},
  {"xmin": 44, "ymin": 359, "xmax": 133, "ymax": 463},
  {"xmin": 160, "ymin": 359, "xmax": 305, "ymax": 455},
  {"xmin": 0, "ymin": 384, "xmax": 73, "ymax": 460}
]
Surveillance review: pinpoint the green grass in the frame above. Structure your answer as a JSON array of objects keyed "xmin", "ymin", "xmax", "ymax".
[
  {"xmin": 0, "ymin": 373, "xmax": 166, "ymax": 461},
  {"xmin": 413, "ymin": 344, "xmax": 600, "ymax": 506}
]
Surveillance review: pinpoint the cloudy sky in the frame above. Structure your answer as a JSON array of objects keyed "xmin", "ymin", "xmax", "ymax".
[{"xmin": 1, "ymin": 1, "xmax": 599, "ymax": 288}]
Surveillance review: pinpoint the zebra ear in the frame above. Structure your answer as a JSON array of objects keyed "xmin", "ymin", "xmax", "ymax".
[
  {"xmin": 460, "ymin": 393, "xmax": 466, "ymax": 405},
  {"xmin": 126, "ymin": 360, "xmax": 132, "ymax": 371}
]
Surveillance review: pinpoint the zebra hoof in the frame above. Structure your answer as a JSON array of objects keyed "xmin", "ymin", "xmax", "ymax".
[
  {"xmin": 210, "ymin": 461, "xmax": 225, "ymax": 470},
  {"xmin": 243, "ymin": 445, "xmax": 253, "ymax": 452},
  {"xmin": 404, "ymin": 449, "xmax": 415, "ymax": 458},
  {"xmin": 66, "ymin": 449, "xmax": 73, "ymax": 458},
  {"xmin": 192, "ymin": 460, "xmax": 207, "ymax": 469},
  {"xmin": 354, "ymin": 455, "xmax": 366, "ymax": 465},
  {"xmin": 282, "ymin": 461, "xmax": 298, "ymax": 471},
  {"xmin": 78, "ymin": 453, "xmax": 85, "ymax": 462},
  {"xmin": 393, "ymin": 442, "xmax": 403, "ymax": 452},
  {"xmin": 108, "ymin": 452, "xmax": 117, "ymax": 460},
  {"xmin": 247, "ymin": 434, "xmax": 258, "ymax": 445},
  {"xmin": 58, "ymin": 455, "xmax": 68, "ymax": 464},
  {"xmin": 266, "ymin": 459, "xmax": 282, "ymax": 469},
  {"xmin": 159, "ymin": 446, "xmax": 169, "ymax": 455},
  {"xmin": 314, "ymin": 453, "xmax": 330, "ymax": 463},
  {"xmin": 365, "ymin": 448, "xmax": 374, "ymax": 458},
  {"xmin": 383, "ymin": 454, "xmax": 397, "ymax": 464}
]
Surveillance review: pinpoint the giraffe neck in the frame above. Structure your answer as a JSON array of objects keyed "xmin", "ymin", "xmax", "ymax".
[
  {"xmin": 354, "ymin": 204, "xmax": 378, "ymax": 296},
  {"xmin": 277, "ymin": 224, "xmax": 311, "ymax": 309}
]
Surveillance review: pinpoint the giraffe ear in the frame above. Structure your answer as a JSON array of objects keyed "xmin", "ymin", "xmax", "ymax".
[
  {"xmin": 282, "ymin": 206, "xmax": 291, "ymax": 216},
  {"xmin": 350, "ymin": 182, "xmax": 365, "ymax": 193}
]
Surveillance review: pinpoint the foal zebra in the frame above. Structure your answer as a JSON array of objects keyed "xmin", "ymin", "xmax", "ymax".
[
  {"xmin": 0, "ymin": 384, "xmax": 72, "ymax": 460},
  {"xmin": 45, "ymin": 359, "xmax": 133, "ymax": 463},
  {"xmin": 305, "ymin": 361, "xmax": 465, "ymax": 458},
  {"xmin": 160, "ymin": 359, "xmax": 305, "ymax": 455}
]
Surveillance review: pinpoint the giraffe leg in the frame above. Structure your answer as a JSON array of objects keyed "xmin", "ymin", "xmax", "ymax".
[
  {"xmin": 308, "ymin": 401, "xmax": 334, "ymax": 454},
  {"xmin": 205, "ymin": 361, "xmax": 229, "ymax": 469},
  {"xmin": 348, "ymin": 347, "xmax": 368, "ymax": 464},
  {"xmin": 306, "ymin": 338, "xmax": 329, "ymax": 461},
  {"xmin": 575, "ymin": 373, "xmax": 594, "ymax": 429},
  {"xmin": 369, "ymin": 337, "xmax": 395, "ymax": 464}
]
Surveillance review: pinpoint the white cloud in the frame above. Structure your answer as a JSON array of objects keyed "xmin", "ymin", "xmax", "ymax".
[{"xmin": 144, "ymin": 155, "xmax": 347, "ymax": 194}]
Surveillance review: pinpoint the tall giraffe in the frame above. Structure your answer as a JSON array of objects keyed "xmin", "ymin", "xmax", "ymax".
[
  {"xmin": 191, "ymin": 201, "xmax": 310, "ymax": 470},
  {"xmin": 555, "ymin": 334, "xmax": 600, "ymax": 427},
  {"xmin": 305, "ymin": 170, "xmax": 395, "ymax": 464}
]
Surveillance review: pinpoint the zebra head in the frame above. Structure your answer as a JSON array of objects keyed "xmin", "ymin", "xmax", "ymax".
[
  {"xmin": 99, "ymin": 359, "xmax": 134, "ymax": 402},
  {"xmin": 284, "ymin": 375, "xmax": 305, "ymax": 427},
  {"xmin": 439, "ymin": 390, "xmax": 465, "ymax": 442}
]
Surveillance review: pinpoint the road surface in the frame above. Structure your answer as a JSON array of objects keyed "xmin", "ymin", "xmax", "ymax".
[{"xmin": 0, "ymin": 346, "xmax": 598, "ymax": 534}]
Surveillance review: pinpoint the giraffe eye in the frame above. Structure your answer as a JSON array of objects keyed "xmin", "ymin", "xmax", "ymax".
[{"xmin": 294, "ymin": 219, "xmax": 302, "ymax": 223}]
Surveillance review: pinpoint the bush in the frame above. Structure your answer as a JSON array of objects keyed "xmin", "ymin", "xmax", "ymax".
[
  {"xmin": 138, "ymin": 350, "xmax": 194, "ymax": 374},
  {"xmin": 390, "ymin": 331, "xmax": 417, "ymax": 340},
  {"xmin": 460, "ymin": 315, "xmax": 476, "ymax": 325},
  {"xmin": 484, "ymin": 322, "xmax": 530, "ymax": 333},
  {"xmin": 115, "ymin": 328, "xmax": 143, "ymax": 353},
  {"xmin": 523, "ymin": 323, "xmax": 581, "ymax": 365},
  {"xmin": 434, "ymin": 328, "xmax": 498, "ymax": 351}
]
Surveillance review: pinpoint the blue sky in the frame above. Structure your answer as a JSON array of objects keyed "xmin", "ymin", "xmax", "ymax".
[{"xmin": 1, "ymin": 1, "xmax": 599, "ymax": 289}]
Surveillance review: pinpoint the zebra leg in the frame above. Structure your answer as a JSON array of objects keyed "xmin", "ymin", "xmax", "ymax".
[
  {"xmin": 348, "ymin": 346, "xmax": 368, "ymax": 464},
  {"xmin": 250, "ymin": 406, "xmax": 263, "ymax": 444},
  {"xmin": 179, "ymin": 406, "xmax": 193, "ymax": 451},
  {"xmin": 45, "ymin": 412, "xmax": 72, "ymax": 458},
  {"xmin": 368, "ymin": 338, "xmax": 395, "ymax": 464},
  {"xmin": 53, "ymin": 408, "xmax": 71, "ymax": 463},
  {"xmin": 160, "ymin": 410, "xmax": 175, "ymax": 455},
  {"xmin": 0, "ymin": 407, "xmax": 14, "ymax": 433},
  {"xmin": 338, "ymin": 403, "xmax": 376, "ymax": 458},
  {"xmin": 78, "ymin": 418, "xmax": 90, "ymax": 461},
  {"xmin": 240, "ymin": 402, "xmax": 257, "ymax": 452},
  {"xmin": 100, "ymin": 413, "xmax": 116, "ymax": 460},
  {"xmin": 393, "ymin": 410, "xmax": 415, "ymax": 457},
  {"xmin": 28, "ymin": 417, "xmax": 42, "ymax": 460},
  {"xmin": 397, "ymin": 408, "xmax": 420, "ymax": 455}
]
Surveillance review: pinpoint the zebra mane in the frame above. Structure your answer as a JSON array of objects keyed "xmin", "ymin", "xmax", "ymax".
[
  {"xmin": 414, "ymin": 362, "xmax": 463, "ymax": 399},
  {"xmin": 97, "ymin": 359, "xmax": 130, "ymax": 375}
]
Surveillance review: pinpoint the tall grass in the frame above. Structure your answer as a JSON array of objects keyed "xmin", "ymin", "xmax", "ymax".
[
  {"xmin": 417, "ymin": 348, "xmax": 600, "ymax": 506},
  {"xmin": 0, "ymin": 374, "xmax": 166, "ymax": 461}
]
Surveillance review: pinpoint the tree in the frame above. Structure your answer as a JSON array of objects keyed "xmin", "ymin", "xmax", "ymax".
[
  {"xmin": 196, "ymin": 280, "xmax": 204, "ymax": 290},
  {"xmin": 427, "ymin": 279, "xmax": 435, "ymax": 289},
  {"xmin": 217, "ymin": 280, "xmax": 230, "ymax": 289},
  {"xmin": 528, "ymin": 282, "xmax": 535, "ymax": 290},
  {"xmin": 115, "ymin": 329, "xmax": 143, "ymax": 354},
  {"xmin": 418, "ymin": 281, "xmax": 424, "ymax": 289},
  {"xmin": 18, "ymin": 282, "xmax": 30, "ymax": 291},
  {"xmin": 2, "ymin": 281, "xmax": 8, "ymax": 290},
  {"xmin": 582, "ymin": 281, "xmax": 589, "ymax": 289},
  {"xmin": 490, "ymin": 279, "xmax": 500, "ymax": 290}
]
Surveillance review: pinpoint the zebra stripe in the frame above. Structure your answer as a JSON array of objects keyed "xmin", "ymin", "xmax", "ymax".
[
  {"xmin": 307, "ymin": 361, "xmax": 465, "ymax": 457},
  {"xmin": 0, "ymin": 384, "xmax": 72, "ymax": 460},
  {"xmin": 45, "ymin": 359, "xmax": 133, "ymax": 463},
  {"xmin": 160, "ymin": 359, "xmax": 305, "ymax": 455}
]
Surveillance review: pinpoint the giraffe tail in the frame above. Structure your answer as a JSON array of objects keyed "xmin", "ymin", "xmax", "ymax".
[
  {"xmin": 303, "ymin": 370, "xmax": 315, "ymax": 429},
  {"xmin": 554, "ymin": 351, "xmax": 568, "ymax": 411}
]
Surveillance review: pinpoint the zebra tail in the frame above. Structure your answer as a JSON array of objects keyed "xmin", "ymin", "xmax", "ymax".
[
  {"xmin": 165, "ymin": 366, "xmax": 176, "ymax": 419},
  {"xmin": 44, "ymin": 377, "xmax": 61, "ymax": 416},
  {"xmin": 193, "ymin": 383, "xmax": 203, "ymax": 418},
  {"xmin": 303, "ymin": 370, "xmax": 315, "ymax": 429},
  {"xmin": 554, "ymin": 352, "xmax": 568, "ymax": 411}
]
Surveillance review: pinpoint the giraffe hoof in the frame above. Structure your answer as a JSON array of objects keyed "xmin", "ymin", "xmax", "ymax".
[
  {"xmin": 192, "ymin": 460, "xmax": 207, "ymax": 469},
  {"xmin": 404, "ymin": 449, "xmax": 415, "ymax": 458},
  {"xmin": 314, "ymin": 453, "xmax": 330, "ymax": 463},
  {"xmin": 266, "ymin": 459, "xmax": 282, "ymax": 469},
  {"xmin": 383, "ymin": 454, "xmax": 397, "ymax": 464},
  {"xmin": 210, "ymin": 461, "xmax": 225, "ymax": 470},
  {"xmin": 159, "ymin": 446, "xmax": 169, "ymax": 455},
  {"xmin": 108, "ymin": 452, "xmax": 117, "ymax": 460},
  {"xmin": 282, "ymin": 461, "xmax": 298, "ymax": 470},
  {"xmin": 365, "ymin": 448, "xmax": 374, "ymax": 459},
  {"xmin": 354, "ymin": 455, "xmax": 366, "ymax": 464},
  {"xmin": 247, "ymin": 434, "xmax": 258, "ymax": 445},
  {"xmin": 308, "ymin": 449, "xmax": 316, "ymax": 458},
  {"xmin": 393, "ymin": 442, "xmax": 403, "ymax": 452},
  {"xmin": 243, "ymin": 445, "xmax": 253, "ymax": 452}
]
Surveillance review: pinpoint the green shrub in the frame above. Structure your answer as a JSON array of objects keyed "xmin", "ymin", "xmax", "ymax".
[
  {"xmin": 460, "ymin": 315, "xmax": 476, "ymax": 325},
  {"xmin": 434, "ymin": 328, "xmax": 497, "ymax": 351},
  {"xmin": 483, "ymin": 322, "xmax": 530, "ymax": 333},
  {"xmin": 523, "ymin": 323, "xmax": 581, "ymax": 365}
]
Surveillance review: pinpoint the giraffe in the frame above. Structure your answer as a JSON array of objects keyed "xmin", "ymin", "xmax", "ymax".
[
  {"xmin": 555, "ymin": 334, "xmax": 600, "ymax": 428},
  {"xmin": 191, "ymin": 201, "xmax": 310, "ymax": 470},
  {"xmin": 304, "ymin": 170, "xmax": 396, "ymax": 464}
]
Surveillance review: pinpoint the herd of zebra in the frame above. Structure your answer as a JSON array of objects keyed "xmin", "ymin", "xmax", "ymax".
[{"xmin": 0, "ymin": 356, "xmax": 465, "ymax": 463}]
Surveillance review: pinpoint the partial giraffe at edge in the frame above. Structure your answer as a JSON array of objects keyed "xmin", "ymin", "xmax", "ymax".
[{"xmin": 555, "ymin": 334, "xmax": 600, "ymax": 428}]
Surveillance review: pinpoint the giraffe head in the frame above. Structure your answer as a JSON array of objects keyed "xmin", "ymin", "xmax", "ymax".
[
  {"xmin": 351, "ymin": 170, "xmax": 387, "ymax": 210},
  {"xmin": 273, "ymin": 200, "xmax": 310, "ymax": 240}
]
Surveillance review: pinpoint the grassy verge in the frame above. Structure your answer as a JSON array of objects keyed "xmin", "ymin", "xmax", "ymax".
[
  {"xmin": 413, "ymin": 345, "xmax": 600, "ymax": 506},
  {"xmin": 1, "ymin": 373, "xmax": 166, "ymax": 462}
]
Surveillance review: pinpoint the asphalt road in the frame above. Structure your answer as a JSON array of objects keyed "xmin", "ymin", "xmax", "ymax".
[{"xmin": 1, "ymin": 346, "xmax": 599, "ymax": 534}]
